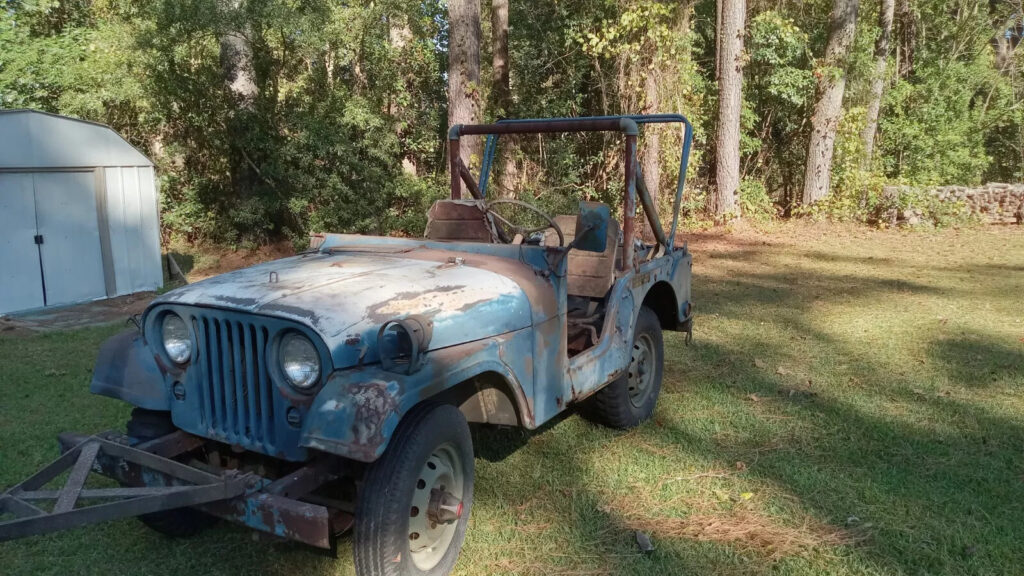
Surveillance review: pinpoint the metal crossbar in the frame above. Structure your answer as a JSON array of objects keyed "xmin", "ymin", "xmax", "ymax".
[{"xmin": 0, "ymin": 435, "xmax": 250, "ymax": 542}]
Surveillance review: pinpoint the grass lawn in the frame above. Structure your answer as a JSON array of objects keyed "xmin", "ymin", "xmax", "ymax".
[{"xmin": 1, "ymin": 222, "xmax": 1022, "ymax": 575}]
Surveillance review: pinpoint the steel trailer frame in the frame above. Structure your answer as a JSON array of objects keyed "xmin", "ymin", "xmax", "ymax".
[{"xmin": 0, "ymin": 431, "xmax": 346, "ymax": 549}]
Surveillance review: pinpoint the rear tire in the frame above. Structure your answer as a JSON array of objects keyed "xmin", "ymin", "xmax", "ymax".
[
  {"xmin": 125, "ymin": 408, "xmax": 217, "ymax": 538},
  {"xmin": 354, "ymin": 403, "xmax": 474, "ymax": 576},
  {"xmin": 583, "ymin": 305, "xmax": 663, "ymax": 429}
]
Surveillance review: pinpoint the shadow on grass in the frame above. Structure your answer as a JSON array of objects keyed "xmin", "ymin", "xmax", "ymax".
[
  {"xmin": 3, "ymin": 235, "xmax": 1022, "ymax": 576},
  {"xmin": 928, "ymin": 333, "xmax": 1024, "ymax": 388}
]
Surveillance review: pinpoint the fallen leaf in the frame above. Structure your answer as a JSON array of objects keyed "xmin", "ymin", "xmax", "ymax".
[
  {"xmin": 740, "ymin": 492, "xmax": 754, "ymax": 500},
  {"xmin": 735, "ymin": 461, "xmax": 747, "ymax": 471},
  {"xmin": 776, "ymin": 366, "xmax": 791, "ymax": 376},
  {"xmin": 754, "ymin": 358, "xmax": 767, "ymax": 369}
]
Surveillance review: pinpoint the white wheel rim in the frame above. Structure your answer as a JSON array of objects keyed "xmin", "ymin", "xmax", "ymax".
[
  {"xmin": 627, "ymin": 332, "xmax": 657, "ymax": 408},
  {"xmin": 408, "ymin": 442, "xmax": 464, "ymax": 571}
]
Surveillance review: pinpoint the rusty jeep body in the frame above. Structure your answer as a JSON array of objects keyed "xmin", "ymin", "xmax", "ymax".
[{"xmin": 1, "ymin": 115, "xmax": 694, "ymax": 576}]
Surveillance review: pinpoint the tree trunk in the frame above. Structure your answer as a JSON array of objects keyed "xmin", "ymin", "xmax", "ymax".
[
  {"xmin": 448, "ymin": 0, "xmax": 483, "ymax": 169},
  {"xmin": 861, "ymin": 0, "xmax": 894, "ymax": 166},
  {"xmin": 491, "ymin": 0, "xmax": 517, "ymax": 196},
  {"xmin": 802, "ymin": 0, "xmax": 859, "ymax": 206},
  {"xmin": 896, "ymin": 0, "xmax": 914, "ymax": 78},
  {"xmin": 219, "ymin": 1, "xmax": 257, "ymax": 109},
  {"xmin": 642, "ymin": 68, "xmax": 661, "ymax": 230},
  {"xmin": 390, "ymin": 17, "xmax": 418, "ymax": 176},
  {"xmin": 218, "ymin": 0, "xmax": 259, "ymax": 207},
  {"xmin": 491, "ymin": 0, "xmax": 510, "ymax": 113},
  {"xmin": 990, "ymin": 0, "xmax": 1020, "ymax": 74},
  {"xmin": 713, "ymin": 0, "xmax": 744, "ymax": 218}
]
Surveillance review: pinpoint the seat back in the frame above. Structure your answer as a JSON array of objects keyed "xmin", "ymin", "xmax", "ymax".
[
  {"xmin": 545, "ymin": 212, "xmax": 620, "ymax": 298},
  {"xmin": 424, "ymin": 199, "xmax": 494, "ymax": 242}
]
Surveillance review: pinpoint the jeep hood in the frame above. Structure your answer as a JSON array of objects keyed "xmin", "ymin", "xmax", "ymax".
[{"xmin": 153, "ymin": 249, "xmax": 536, "ymax": 368}]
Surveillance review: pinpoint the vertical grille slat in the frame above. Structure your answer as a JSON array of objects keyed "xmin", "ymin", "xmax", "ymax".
[
  {"xmin": 219, "ymin": 318, "xmax": 236, "ymax": 443},
  {"xmin": 244, "ymin": 325, "xmax": 260, "ymax": 444},
  {"xmin": 196, "ymin": 318, "xmax": 213, "ymax": 429},
  {"xmin": 189, "ymin": 311, "xmax": 276, "ymax": 453},
  {"xmin": 257, "ymin": 326, "xmax": 275, "ymax": 451},
  {"xmin": 209, "ymin": 319, "xmax": 225, "ymax": 434},
  {"xmin": 232, "ymin": 319, "xmax": 245, "ymax": 436}
]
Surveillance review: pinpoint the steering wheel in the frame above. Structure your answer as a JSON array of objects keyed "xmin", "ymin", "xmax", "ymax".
[{"xmin": 484, "ymin": 199, "xmax": 565, "ymax": 247}]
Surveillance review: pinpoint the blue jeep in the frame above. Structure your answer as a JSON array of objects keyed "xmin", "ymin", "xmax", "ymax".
[{"xmin": 0, "ymin": 115, "xmax": 694, "ymax": 576}]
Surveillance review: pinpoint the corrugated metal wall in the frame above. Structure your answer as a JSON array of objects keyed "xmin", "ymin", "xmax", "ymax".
[{"xmin": 104, "ymin": 166, "xmax": 163, "ymax": 295}]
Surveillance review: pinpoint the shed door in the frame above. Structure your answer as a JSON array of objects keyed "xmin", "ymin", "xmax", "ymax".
[
  {"xmin": 0, "ymin": 173, "xmax": 45, "ymax": 314},
  {"xmin": 33, "ymin": 172, "xmax": 107, "ymax": 307}
]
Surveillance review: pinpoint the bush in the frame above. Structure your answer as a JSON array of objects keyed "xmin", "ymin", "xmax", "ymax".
[
  {"xmin": 738, "ymin": 179, "xmax": 775, "ymax": 223},
  {"xmin": 868, "ymin": 187, "xmax": 974, "ymax": 229}
]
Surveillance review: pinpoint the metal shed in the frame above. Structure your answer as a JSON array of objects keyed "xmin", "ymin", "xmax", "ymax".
[{"xmin": 0, "ymin": 110, "xmax": 162, "ymax": 315}]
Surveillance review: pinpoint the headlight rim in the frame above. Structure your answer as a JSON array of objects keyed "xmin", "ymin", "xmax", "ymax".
[
  {"xmin": 160, "ymin": 312, "xmax": 193, "ymax": 365},
  {"xmin": 277, "ymin": 330, "xmax": 322, "ymax": 392}
]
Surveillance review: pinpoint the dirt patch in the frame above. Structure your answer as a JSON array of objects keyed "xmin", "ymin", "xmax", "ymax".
[
  {"xmin": 171, "ymin": 241, "xmax": 296, "ymax": 283},
  {"xmin": 599, "ymin": 486, "xmax": 857, "ymax": 560},
  {"xmin": 1, "ymin": 292, "xmax": 155, "ymax": 333}
]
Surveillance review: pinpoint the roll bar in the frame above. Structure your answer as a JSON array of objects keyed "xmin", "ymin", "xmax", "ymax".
[{"xmin": 448, "ymin": 114, "xmax": 693, "ymax": 269}]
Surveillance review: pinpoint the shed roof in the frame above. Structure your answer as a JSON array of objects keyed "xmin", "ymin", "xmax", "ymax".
[{"xmin": 0, "ymin": 109, "xmax": 153, "ymax": 169}]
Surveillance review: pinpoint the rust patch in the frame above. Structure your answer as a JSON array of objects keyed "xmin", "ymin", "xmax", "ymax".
[
  {"xmin": 382, "ymin": 248, "xmax": 560, "ymax": 320},
  {"xmin": 363, "ymin": 284, "xmax": 480, "ymax": 323},
  {"xmin": 210, "ymin": 294, "xmax": 262, "ymax": 308},
  {"xmin": 347, "ymin": 380, "xmax": 399, "ymax": 452},
  {"xmin": 257, "ymin": 302, "xmax": 326, "ymax": 332}
]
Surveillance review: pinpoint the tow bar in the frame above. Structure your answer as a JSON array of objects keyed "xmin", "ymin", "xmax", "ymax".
[{"xmin": 0, "ymin": 431, "xmax": 347, "ymax": 548}]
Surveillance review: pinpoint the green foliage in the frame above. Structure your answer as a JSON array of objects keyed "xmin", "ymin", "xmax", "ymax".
[
  {"xmin": 1, "ymin": 0, "xmax": 1022, "ymax": 240},
  {"xmin": 742, "ymin": 11, "xmax": 816, "ymax": 211},
  {"xmin": 880, "ymin": 64, "xmax": 993, "ymax": 185},
  {"xmin": 737, "ymin": 178, "xmax": 775, "ymax": 223}
]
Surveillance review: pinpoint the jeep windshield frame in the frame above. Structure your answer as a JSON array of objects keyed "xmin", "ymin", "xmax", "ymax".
[{"xmin": 447, "ymin": 114, "xmax": 694, "ymax": 270}]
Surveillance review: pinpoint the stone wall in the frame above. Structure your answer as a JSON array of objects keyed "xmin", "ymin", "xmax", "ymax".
[{"xmin": 883, "ymin": 183, "xmax": 1024, "ymax": 225}]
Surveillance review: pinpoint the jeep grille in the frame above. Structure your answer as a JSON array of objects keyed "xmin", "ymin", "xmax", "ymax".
[{"xmin": 194, "ymin": 314, "xmax": 277, "ymax": 452}]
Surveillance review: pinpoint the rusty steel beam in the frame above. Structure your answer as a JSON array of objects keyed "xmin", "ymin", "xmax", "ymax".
[
  {"xmin": 0, "ymin": 435, "xmax": 251, "ymax": 543},
  {"xmin": 55, "ymin": 431, "xmax": 339, "ymax": 549},
  {"xmin": 622, "ymin": 134, "xmax": 638, "ymax": 270},
  {"xmin": 636, "ymin": 168, "xmax": 667, "ymax": 248},
  {"xmin": 450, "ymin": 137, "xmax": 462, "ymax": 199},
  {"xmin": 52, "ymin": 441, "xmax": 100, "ymax": 513},
  {"xmin": 449, "ymin": 117, "xmax": 640, "ymax": 202},
  {"xmin": 458, "ymin": 160, "xmax": 484, "ymax": 200},
  {"xmin": 1, "ymin": 482, "xmax": 245, "ymax": 542},
  {"xmin": 454, "ymin": 118, "xmax": 638, "ymax": 136}
]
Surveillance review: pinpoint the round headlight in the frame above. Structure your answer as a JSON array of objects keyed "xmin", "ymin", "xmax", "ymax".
[
  {"xmin": 161, "ymin": 313, "xmax": 192, "ymax": 364},
  {"xmin": 280, "ymin": 333, "xmax": 320, "ymax": 390}
]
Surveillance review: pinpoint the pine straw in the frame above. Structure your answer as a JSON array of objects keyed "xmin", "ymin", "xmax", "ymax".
[{"xmin": 599, "ymin": 490, "xmax": 858, "ymax": 560}]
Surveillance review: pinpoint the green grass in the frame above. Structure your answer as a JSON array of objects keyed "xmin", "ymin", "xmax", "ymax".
[{"xmin": 2, "ymin": 223, "xmax": 1023, "ymax": 575}]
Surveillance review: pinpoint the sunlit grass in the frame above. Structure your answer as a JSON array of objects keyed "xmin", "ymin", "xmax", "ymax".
[{"xmin": 1, "ymin": 223, "xmax": 1022, "ymax": 575}]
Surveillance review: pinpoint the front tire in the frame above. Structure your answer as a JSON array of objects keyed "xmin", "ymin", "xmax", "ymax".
[
  {"xmin": 354, "ymin": 403, "xmax": 474, "ymax": 576},
  {"xmin": 583, "ymin": 305, "xmax": 664, "ymax": 429}
]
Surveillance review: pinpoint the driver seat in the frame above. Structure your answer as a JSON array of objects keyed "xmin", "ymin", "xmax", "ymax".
[
  {"xmin": 544, "ymin": 213, "xmax": 620, "ymax": 298},
  {"xmin": 424, "ymin": 199, "xmax": 494, "ymax": 242}
]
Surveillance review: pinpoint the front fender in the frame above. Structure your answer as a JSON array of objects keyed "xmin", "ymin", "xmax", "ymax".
[
  {"xmin": 300, "ymin": 328, "xmax": 534, "ymax": 462},
  {"xmin": 90, "ymin": 329, "xmax": 170, "ymax": 411}
]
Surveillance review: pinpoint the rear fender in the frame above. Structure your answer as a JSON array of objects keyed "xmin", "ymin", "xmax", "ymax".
[
  {"xmin": 300, "ymin": 329, "xmax": 534, "ymax": 462},
  {"xmin": 90, "ymin": 329, "xmax": 170, "ymax": 411}
]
